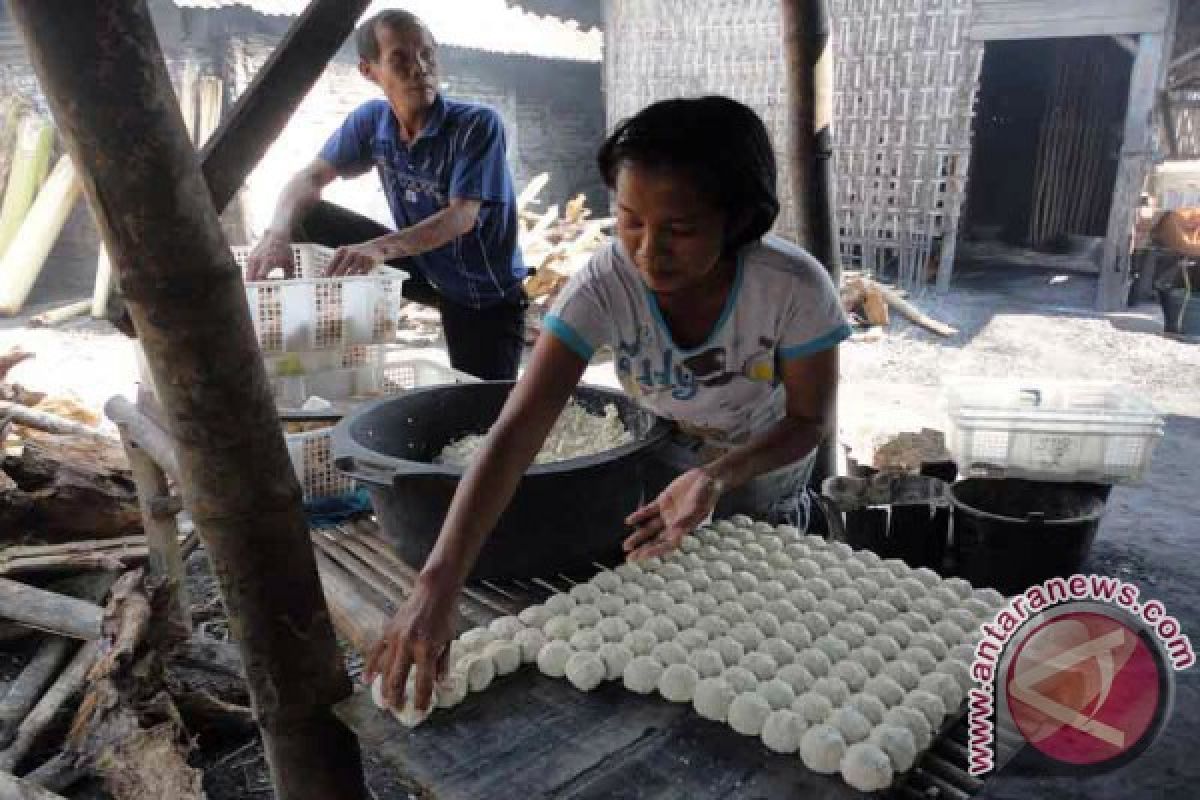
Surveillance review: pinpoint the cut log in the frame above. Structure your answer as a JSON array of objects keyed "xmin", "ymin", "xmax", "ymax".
[
  {"xmin": 0, "ymin": 637, "xmax": 74, "ymax": 748},
  {"xmin": 0, "ymin": 770, "xmax": 69, "ymax": 799},
  {"xmin": 0, "ymin": 640, "xmax": 99, "ymax": 772},
  {"xmin": 0, "ymin": 578, "xmax": 104, "ymax": 640},
  {"xmin": 0, "ymin": 401, "xmax": 111, "ymax": 441}
]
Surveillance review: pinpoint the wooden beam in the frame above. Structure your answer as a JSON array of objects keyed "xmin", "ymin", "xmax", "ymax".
[
  {"xmin": 5, "ymin": 4, "xmax": 366, "ymax": 799},
  {"xmin": 1098, "ymin": 33, "xmax": 1166, "ymax": 311},
  {"xmin": 781, "ymin": 0, "xmax": 839, "ymax": 485},
  {"xmin": 970, "ymin": 0, "xmax": 1171, "ymax": 41},
  {"xmin": 199, "ymin": 0, "xmax": 373, "ymax": 213}
]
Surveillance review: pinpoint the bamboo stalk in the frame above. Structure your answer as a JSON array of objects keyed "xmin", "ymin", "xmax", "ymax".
[
  {"xmin": 89, "ymin": 246, "xmax": 111, "ymax": 318},
  {"xmin": 0, "ymin": 637, "xmax": 75, "ymax": 748},
  {"xmin": 0, "ymin": 640, "xmax": 98, "ymax": 772},
  {"xmin": 0, "ymin": 114, "xmax": 53, "ymax": 259},
  {"xmin": 28, "ymin": 299, "xmax": 90, "ymax": 328},
  {"xmin": 0, "ymin": 156, "xmax": 83, "ymax": 315},
  {"xmin": 0, "ymin": 400, "xmax": 112, "ymax": 441},
  {"xmin": 0, "ymin": 578, "xmax": 104, "ymax": 640},
  {"xmin": 0, "ymin": 97, "xmax": 26, "ymax": 208}
]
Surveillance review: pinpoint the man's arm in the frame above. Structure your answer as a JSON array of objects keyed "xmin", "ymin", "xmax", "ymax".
[
  {"xmin": 326, "ymin": 197, "xmax": 481, "ymax": 276},
  {"xmin": 245, "ymin": 159, "xmax": 338, "ymax": 280}
]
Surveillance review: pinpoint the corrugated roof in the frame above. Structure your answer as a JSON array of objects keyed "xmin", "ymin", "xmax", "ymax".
[{"xmin": 172, "ymin": 0, "xmax": 602, "ymax": 61}]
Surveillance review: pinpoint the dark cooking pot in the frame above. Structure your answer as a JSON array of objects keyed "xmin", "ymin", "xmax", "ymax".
[{"xmin": 332, "ymin": 381, "xmax": 672, "ymax": 579}]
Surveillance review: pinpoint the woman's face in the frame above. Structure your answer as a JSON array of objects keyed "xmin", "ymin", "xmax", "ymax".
[{"xmin": 615, "ymin": 162, "xmax": 729, "ymax": 295}]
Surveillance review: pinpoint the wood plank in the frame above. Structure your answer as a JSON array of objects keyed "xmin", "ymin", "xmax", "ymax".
[
  {"xmin": 335, "ymin": 669, "xmax": 864, "ymax": 800},
  {"xmin": 970, "ymin": 0, "xmax": 1170, "ymax": 39}
]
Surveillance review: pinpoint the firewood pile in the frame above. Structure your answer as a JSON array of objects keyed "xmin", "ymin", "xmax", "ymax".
[{"xmin": 0, "ymin": 347, "xmax": 249, "ymax": 798}]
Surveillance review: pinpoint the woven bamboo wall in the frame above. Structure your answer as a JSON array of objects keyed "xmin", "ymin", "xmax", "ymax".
[{"xmin": 606, "ymin": 0, "xmax": 984, "ymax": 287}]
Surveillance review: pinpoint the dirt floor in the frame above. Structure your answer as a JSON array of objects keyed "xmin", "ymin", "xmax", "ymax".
[{"xmin": 2, "ymin": 260, "xmax": 1198, "ymax": 798}]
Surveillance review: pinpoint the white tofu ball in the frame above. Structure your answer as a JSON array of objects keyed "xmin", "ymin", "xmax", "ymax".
[
  {"xmin": 731, "ymin": 622, "xmax": 765, "ymax": 651},
  {"xmin": 974, "ymin": 587, "xmax": 1006, "ymax": 607},
  {"xmin": 617, "ymin": 582, "xmax": 648, "ymax": 602},
  {"xmin": 513, "ymin": 627, "xmax": 548, "ymax": 663},
  {"xmin": 371, "ymin": 674, "xmax": 435, "ymax": 728},
  {"xmin": 667, "ymin": 602, "xmax": 701, "ymax": 630},
  {"xmin": 883, "ymin": 705, "xmax": 933, "ymax": 750},
  {"xmin": 759, "ymin": 580, "xmax": 788, "ymax": 601},
  {"xmin": 911, "ymin": 631, "xmax": 950, "ymax": 661},
  {"xmin": 847, "ymin": 610, "xmax": 880, "ymax": 637},
  {"xmin": 913, "ymin": 596, "xmax": 945, "ymax": 623},
  {"xmin": 710, "ymin": 580, "xmax": 740, "ymax": 603},
  {"xmin": 665, "ymin": 579, "xmax": 694, "ymax": 602},
  {"xmin": 804, "ymin": 533, "xmax": 829, "ymax": 549},
  {"xmin": 883, "ymin": 659, "xmax": 922, "ymax": 691},
  {"xmin": 696, "ymin": 614, "xmax": 732, "ymax": 639},
  {"xmin": 811, "ymin": 675, "xmax": 851, "ymax": 706},
  {"xmin": 817, "ymin": 599, "xmax": 848, "ymax": 621},
  {"xmin": 759, "ymin": 636, "xmax": 797, "ymax": 666},
  {"xmin": 777, "ymin": 662, "xmax": 816, "ymax": 694},
  {"xmin": 812, "ymin": 550, "xmax": 841, "ymax": 569},
  {"xmin": 436, "ymin": 670, "xmax": 468, "ymax": 709},
  {"xmin": 911, "ymin": 567, "xmax": 941, "ymax": 588},
  {"xmin": 697, "ymin": 527, "xmax": 722, "ymax": 544},
  {"xmin": 644, "ymin": 590, "xmax": 674, "ymax": 613},
  {"xmin": 597, "ymin": 642, "xmax": 634, "ymax": 681},
  {"xmin": 784, "ymin": 544, "xmax": 809, "ymax": 562},
  {"xmin": 614, "ymin": 562, "xmax": 642, "ymax": 581},
  {"xmin": 904, "ymin": 688, "xmax": 947, "ymax": 729},
  {"xmin": 685, "ymin": 572, "xmax": 713, "ymax": 593},
  {"xmin": 788, "ymin": 588, "xmax": 820, "ymax": 612},
  {"xmin": 793, "ymin": 559, "xmax": 822, "ymax": 579},
  {"xmin": 758, "ymin": 678, "xmax": 797, "ymax": 710},
  {"xmin": 840, "ymin": 741, "xmax": 894, "ymax": 792},
  {"xmin": 855, "ymin": 549, "xmax": 884, "ymax": 567},
  {"xmin": 869, "ymin": 724, "xmax": 917, "ymax": 772},
  {"xmin": 845, "ymin": 692, "xmax": 887, "ymax": 725},
  {"xmin": 706, "ymin": 560, "xmax": 735, "ymax": 581},
  {"xmin": 883, "ymin": 558, "xmax": 911, "ymax": 577},
  {"xmin": 932, "ymin": 586, "xmax": 960, "ymax": 609},
  {"xmin": 853, "ymin": 577, "xmax": 881, "ymax": 600},
  {"xmin": 898, "ymin": 612, "xmax": 931, "ymax": 634},
  {"xmin": 570, "ymin": 584, "xmax": 601, "ymax": 605},
  {"xmin": 964, "ymin": 597, "xmax": 993, "ymax": 619},
  {"xmin": 864, "ymin": 674, "xmax": 907, "ymax": 708},
  {"xmin": 459, "ymin": 627, "xmax": 497, "ymax": 653},
  {"xmin": 882, "ymin": 587, "xmax": 912, "ymax": 612},
  {"xmin": 831, "ymin": 660, "xmax": 870, "ymax": 692},
  {"xmin": 672, "ymin": 628, "xmax": 707, "ymax": 653},
  {"xmin": 780, "ymin": 620, "xmax": 814, "ymax": 650},
  {"xmin": 832, "ymin": 587, "xmax": 865, "ymax": 612},
  {"xmin": 796, "ymin": 647, "xmax": 833, "ymax": 678},
  {"xmin": 768, "ymin": 552, "xmax": 795, "ymax": 571},
  {"xmin": 544, "ymin": 615, "xmax": 578, "ymax": 641},
  {"xmin": 595, "ymin": 593, "xmax": 626, "ymax": 617},
  {"xmin": 880, "ymin": 619, "xmax": 914, "ymax": 648},
  {"xmin": 931, "ymin": 619, "xmax": 964, "ymax": 646},
  {"xmin": 570, "ymin": 605, "xmax": 603, "ymax": 627},
  {"xmin": 722, "ymin": 665, "xmax": 760, "ymax": 693},
  {"xmin": 945, "ymin": 608, "xmax": 980, "ymax": 634},
  {"xmin": 950, "ymin": 642, "xmax": 976, "ymax": 663},
  {"xmin": 743, "ymin": 542, "xmax": 769, "ymax": 561},
  {"xmin": 659, "ymin": 563, "xmax": 687, "ymax": 581},
  {"xmin": 712, "ymin": 636, "xmax": 746, "ymax": 667},
  {"xmin": 739, "ymin": 591, "xmax": 767, "ymax": 613},
  {"xmin": 942, "ymin": 577, "xmax": 974, "ymax": 600},
  {"xmin": 623, "ymin": 629, "xmax": 658, "ymax": 657},
  {"xmin": 692, "ymin": 593, "xmax": 719, "ymax": 615},
  {"xmin": 766, "ymin": 599, "xmax": 800, "ymax": 623},
  {"xmin": 751, "ymin": 609, "xmax": 782, "ymax": 637},
  {"xmin": 714, "ymin": 519, "xmax": 738, "ymax": 535},
  {"xmin": 867, "ymin": 568, "xmax": 897, "ymax": 589},
  {"xmin": 488, "ymin": 616, "xmax": 524, "ymax": 639},
  {"xmin": 739, "ymin": 651, "xmax": 779, "ymax": 681},
  {"xmin": 638, "ymin": 572, "xmax": 667, "ymax": 592},
  {"xmin": 643, "ymin": 615, "xmax": 680, "ymax": 642},
  {"xmin": 694, "ymin": 676, "xmax": 737, "ymax": 722},
  {"xmin": 938, "ymin": 658, "xmax": 973, "ymax": 692},
  {"xmin": 620, "ymin": 602, "xmax": 654, "ymax": 628},
  {"xmin": 544, "ymin": 594, "xmax": 576, "ymax": 615},
  {"xmin": 825, "ymin": 568, "xmax": 853, "ymax": 589},
  {"xmin": 679, "ymin": 534, "xmax": 702, "ymax": 552},
  {"xmin": 918, "ymin": 671, "xmax": 963, "ymax": 711},
  {"xmin": 898, "ymin": 577, "xmax": 927, "ymax": 602},
  {"xmin": 865, "ymin": 633, "xmax": 902, "ymax": 661},
  {"xmin": 622, "ymin": 655, "xmax": 664, "ymax": 694},
  {"xmin": 899, "ymin": 647, "xmax": 939, "ymax": 675},
  {"xmin": 564, "ymin": 651, "xmax": 606, "ymax": 691},
  {"xmin": 723, "ymin": 551, "xmax": 750, "ymax": 571},
  {"xmin": 597, "ymin": 616, "xmax": 631, "ymax": 642},
  {"xmin": 717, "ymin": 601, "xmax": 750, "ymax": 625},
  {"xmin": 828, "ymin": 705, "xmax": 873, "ymax": 744},
  {"xmin": 732, "ymin": 570, "xmax": 760, "ymax": 593},
  {"xmin": 793, "ymin": 691, "xmax": 834, "ymax": 724},
  {"xmin": 865, "ymin": 599, "xmax": 900, "ymax": 623},
  {"xmin": 800, "ymin": 724, "xmax": 847, "ymax": 774},
  {"xmin": 658, "ymin": 663, "xmax": 700, "ymax": 703},
  {"xmin": 801, "ymin": 611, "xmax": 833, "ymax": 638},
  {"xmin": 484, "ymin": 640, "xmax": 521, "ymax": 676},
  {"xmin": 569, "ymin": 628, "xmax": 604, "ymax": 652},
  {"xmin": 843, "ymin": 559, "xmax": 869, "ymax": 579},
  {"xmin": 518, "ymin": 605, "xmax": 552, "ymax": 628},
  {"xmin": 728, "ymin": 692, "xmax": 773, "ymax": 736},
  {"xmin": 592, "ymin": 569, "xmax": 622, "ymax": 592},
  {"xmin": 831, "ymin": 620, "xmax": 868, "ymax": 649},
  {"xmin": 540, "ymin": 642, "xmax": 577, "ymax": 679},
  {"xmin": 762, "ymin": 709, "xmax": 808, "ymax": 754},
  {"xmin": 807, "ymin": 577, "xmax": 835, "ymax": 600},
  {"xmin": 642, "ymin": 556, "xmax": 663, "ymax": 570},
  {"xmin": 651, "ymin": 641, "xmax": 688, "ymax": 666},
  {"xmin": 812, "ymin": 635, "xmax": 851, "ymax": 663},
  {"xmin": 730, "ymin": 514, "xmax": 754, "ymax": 527},
  {"xmin": 688, "ymin": 648, "xmax": 726, "ymax": 678},
  {"xmin": 848, "ymin": 646, "xmax": 886, "ymax": 676}
]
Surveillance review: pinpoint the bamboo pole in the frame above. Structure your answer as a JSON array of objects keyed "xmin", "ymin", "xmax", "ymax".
[
  {"xmin": 0, "ymin": 637, "xmax": 74, "ymax": 748},
  {"xmin": 7, "ymin": 4, "xmax": 367, "ymax": 797},
  {"xmin": 89, "ymin": 246, "xmax": 111, "ymax": 318},
  {"xmin": 0, "ymin": 400, "xmax": 112, "ymax": 441},
  {"xmin": 0, "ymin": 640, "xmax": 98, "ymax": 772},
  {"xmin": 0, "ymin": 97, "xmax": 26, "ymax": 209},
  {"xmin": 0, "ymin": 114, "xmax": 52, "ymax": 259},
  {"xmin": 28, "ymin": 299, "xmax": 90, "ymax": 328},
  {"xmin": 0, "ymin": 156, "xmax": 83, "ymax": 315},
  {"xmin": 0, "ymin": 578, "xmax": 104, "ymax": 640}
]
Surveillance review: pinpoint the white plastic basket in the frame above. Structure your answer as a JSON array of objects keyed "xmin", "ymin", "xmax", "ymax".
[
  {"xmin": 284, "ymin": 356, "xmax": 477, "ymax": 501},
  {"xmin": 943, "ymin": 380, "xmax": 1164, "ymax": 484},
  {"xmin": 233, "ymin": 243, "xmax": 407, "ymax": 354}
]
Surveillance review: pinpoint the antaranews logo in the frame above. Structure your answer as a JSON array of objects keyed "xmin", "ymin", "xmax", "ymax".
[{"xmin": 967, "ymin": 575, "xmax": 1193, "ymax": 777}]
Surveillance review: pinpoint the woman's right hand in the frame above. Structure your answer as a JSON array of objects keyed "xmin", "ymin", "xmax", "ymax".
[
  {"xmin": 245, "ymin": 230, "xmax": 295, "ymax": 281},
  {"xmin": 364, "ymin": 571, "xmax": 460, "ymax": 711}
]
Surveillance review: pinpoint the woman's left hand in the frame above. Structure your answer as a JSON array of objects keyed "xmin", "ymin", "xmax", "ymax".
[{"xmin": 623, "ymin": 467, "xmax": 723, "ymax": 560}]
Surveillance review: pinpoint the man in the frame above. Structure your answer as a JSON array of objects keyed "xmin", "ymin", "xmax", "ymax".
[{"xmin": 247, "ymin": 10, "xmax": 528, "ymax": 380}]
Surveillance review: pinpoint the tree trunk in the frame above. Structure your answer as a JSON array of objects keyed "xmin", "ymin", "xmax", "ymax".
[{"xmin": 5, "ymin": 4, "xmax": 365, "ymax": 799}]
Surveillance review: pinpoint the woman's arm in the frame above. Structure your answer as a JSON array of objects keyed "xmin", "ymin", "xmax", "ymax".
[
  {"xmin": 366, "ymin": 334, "xmax": 587, "ymax": 709},
  {"xmin": 624, "ymin": 345, "xmax": 838, "ymax": 559}
]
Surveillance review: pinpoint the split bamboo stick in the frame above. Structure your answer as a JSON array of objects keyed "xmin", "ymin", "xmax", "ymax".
[
  {"xmin": 89, "ymin": 246, "xmax": 110, "ymax": 318},
  {"xmin": 0, "ymin": 97, "xmax": 26, "ymax": 208},
  {"xmin": 0, "ymin": 156, "xmax": 82, "ymax": 315},
  {"xmin": 28, "ymin": 299, "xmax": 90, "ymax": 328},
  {"xmin": 0, "ymin": 114, "xmax": 53, "ymax": 259},
  {"xmin": 0, "ymin": 400, "xmax": 112, "ymax": 441}
]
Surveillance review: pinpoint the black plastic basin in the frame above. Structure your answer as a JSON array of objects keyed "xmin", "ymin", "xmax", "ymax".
[{"xmin": 332, "ymin": 382, "xmax": 671, "ymax": 579}]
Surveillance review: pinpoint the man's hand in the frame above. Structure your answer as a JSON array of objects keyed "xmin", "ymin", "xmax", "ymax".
[
  {"xmin": 328, "ymin": 241, "xmax": 384, "ymax": 276},
  {"xmin": 623, "ymin": 467, "xmax": 724, "ymax": 560},
  {"xmin": 245, "ymin": 230, "xmax": 295, "ymax": 281},
  {"xmin": 364, "ymin": 570, "xmax": 460, "ymax": 711}
]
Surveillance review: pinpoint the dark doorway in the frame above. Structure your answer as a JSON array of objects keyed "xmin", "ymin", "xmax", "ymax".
[{"xmin": 964, "ymin": 38, "xmax": 1133, "ymax": 253}]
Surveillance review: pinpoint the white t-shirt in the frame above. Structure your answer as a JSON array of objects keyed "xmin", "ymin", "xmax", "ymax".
[{"xmin": 544, "ymin": 235, "xmax": 851, "ymax": 455}]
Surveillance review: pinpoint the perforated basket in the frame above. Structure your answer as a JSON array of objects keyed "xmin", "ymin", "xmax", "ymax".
[{"xmin": 233, "ymin": 243, "xmax": 406, "ymax": 354}]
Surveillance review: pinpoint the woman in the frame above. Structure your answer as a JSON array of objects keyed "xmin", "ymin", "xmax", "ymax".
[{"xmin": 368, "ymin": 96, "xmax": 851, "ymax": 708}]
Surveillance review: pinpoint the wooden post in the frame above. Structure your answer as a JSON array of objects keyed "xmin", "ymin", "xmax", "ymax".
[
  {"xmin": 6, "ymin": 4, "xmax": 366, "ymax": 799},
  {"xmin": 1098, "ymin": 31, "xmax": 1168, "ymax": 310},
  {"xmin": 121, "ymin": 439, "xmax": 190, "ymax": 634},
  {"xmin": 105, "ymin": 397, "xmax": 179, "ymax": 483},
  {"xmin": 781, "ymin": 0, "xmax": 840, "ymax": 486}
]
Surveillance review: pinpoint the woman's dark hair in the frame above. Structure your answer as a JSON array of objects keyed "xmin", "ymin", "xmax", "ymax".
[{"xmin": 597, "ymin": 96, "xmax": 779, "ymax": 251}]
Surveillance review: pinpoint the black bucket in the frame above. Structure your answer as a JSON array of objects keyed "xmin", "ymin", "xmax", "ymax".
[
  {"xmin": 1161, "ymin": 288, "xmax": 1200, "ymax": 335},
  {"xmin": 332, "ymin": 382, "xmax": 671, "ymax": 579},
  {"xmin": 950, "ymin": 479, "xmax": 1107, "ymax": 595}
]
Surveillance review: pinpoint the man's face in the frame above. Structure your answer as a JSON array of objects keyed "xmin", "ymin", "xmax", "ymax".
[{"xmin": 361, "ymin": 21, "xmax": 438, "ymax": 112}]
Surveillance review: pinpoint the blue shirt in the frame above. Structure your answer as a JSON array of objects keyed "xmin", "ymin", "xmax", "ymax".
[{"xmin": 318, "ymin": 95, "xmax": 526, "ymax": 309}]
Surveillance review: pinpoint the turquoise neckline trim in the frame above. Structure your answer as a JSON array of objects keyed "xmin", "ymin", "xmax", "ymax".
[{"xmin": 642, "ymin": 252, "xmax": 745, "ymax": 357}]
